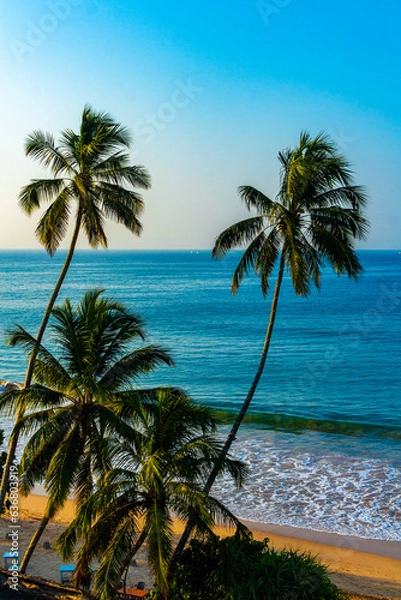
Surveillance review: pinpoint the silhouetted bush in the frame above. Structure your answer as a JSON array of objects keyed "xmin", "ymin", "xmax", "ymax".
[{"xmin": 161, "ymin": 531, "xmax": 350, "ymax": 600}]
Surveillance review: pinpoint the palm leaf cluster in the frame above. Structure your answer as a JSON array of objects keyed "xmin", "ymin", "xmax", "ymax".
[
  {"xmin": 0, "ymin": 290, "xmax": 247, "ymax": 598},
  {"xmin": 0, "ymin": 127, "xmax": 370, "ymax": 599},
  {"xmin": 213, "ymin": 131, "xmax": 369, "ymax": 296},
  {"xmin": 174, "ymin": 130, "xmax": 369, "ymax": 558},
  {"xmin": 0, "ymin": 105, "xmax": 152, "ymax": 512},
  {"xmin": 3, "ymin": 290, "xmax": 171, "ymax": 511},
  {"xmin": 56, "ymin": 389, "xmax": 246, "ymax": 599},
  {"xmin": 20, "ymin": 105, "xmax": 151, "ymax": 255},
  {"xmin": 209, "ymin": 130, "xmax": 369, "ymax": 443}
]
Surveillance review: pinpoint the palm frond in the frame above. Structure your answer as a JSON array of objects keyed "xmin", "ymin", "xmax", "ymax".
[
  {"xmin": 95, "ymin": 161, "xmax": 152, "ymax": 190},
  {"xmin": 79, "ymin": 191, "xmax": 108, "ymax": 248},
  {"xmin": 6, "ymin": 325, "xmax": 72, "ymax": 389},
  {"xmin": 0, "ymin": 386, "xmax": 63, "ymax": 419},
  {"xmin": 18, "ymin": 179, "xmax": 67, "ymax": 215},
  {"xmin": 238, "ymin": 186, "xmax": 275, "ymax": 213},
  {"xmin": 146, "ymin": 503, "xmax": 174, "ymax": 594},
  {"xmin": 34, "ymin": 187, "xmax": 73, "ymax": 255},
  {"xmin": 95, "ymin": 183, "xmax": 145, "ymax": 232},
  {"xmin": 24, "ymin": 131, "xmax": 73, "ymax": 175},
  {"xmin": 45, "ymin": 425, "xmax": 85, "ymax": 511},
  {"xmin": 212, "ymin": 216, "xmax": 266, "ymax": 259},
  {"xmin": 93, "ymin": 514, "xmax": 140, "ymax": 600},
  {"xmin": 310, "ymin": 204, "xmax": 370, "ymax": 241},
  {"xmin": 230, "ymin": 230, "xmax": 267, "ymax": 295},
  {"xmin": 18, "ymin": 409, "xmax": 71, "ymax": 493},
  {"xmin": 310, "ymin": 225, "xmax": 364, "ymax": 280},
  {"xmin": 100, "ymin": 346, "xmax": 174, "ymax": 389},
  {"xmin": 86, "ymin": 403, "xmax": 138, "ymax": 445},
  {"xmin": 0, "ymin": 388, "xmax": 27, "ymax": 418},
  {"xmin": 251, "ymin": 227, "xmax": 281, "ymax": 297}
]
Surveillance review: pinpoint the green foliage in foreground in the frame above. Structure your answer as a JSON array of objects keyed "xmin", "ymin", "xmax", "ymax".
[{"xmin": 162, "ymin": 532, "xmax": 350, "ymax": 600}]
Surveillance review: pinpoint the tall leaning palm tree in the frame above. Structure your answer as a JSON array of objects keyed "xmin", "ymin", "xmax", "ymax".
[
  {"xmin": 173, "ymin": 130, "xmax": 369, "ymax": 560},
  {"xmin": 0, "ymin": 105, "xmax": 151, "ymax": 509},
  {"xmin": 0, "ymin": 289, "xmax": 173, "ymax": 572},
  {"xmin": 56, "ymin": 388, "xmax": 247, "ymax": 600}
]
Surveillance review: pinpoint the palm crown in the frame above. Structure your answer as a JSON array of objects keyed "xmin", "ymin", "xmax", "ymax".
[
  {"xmin": 213, "ymin": 131, "xmax": 369, "ymax": 296},
  {"xmin": 19, "ymin": 105, "xmax": 151, "ymax": 254},
  {"xmin": 56, "ymin": 389, "xmax": 247, "ymax": 599},
  {"xmin": 0, "ymin": 290, "xmax": 174, "ymax": 573},
  {"xmin": 0, "ymin": 106, "xmax": 152, "ymax": 516},
  {"xmin": 174, "ymin": 132, "xmax": 370, "ymax": 561},
  {"xmin": 4, "ymin": 289, "xmax": 173, "ymax": 508}
]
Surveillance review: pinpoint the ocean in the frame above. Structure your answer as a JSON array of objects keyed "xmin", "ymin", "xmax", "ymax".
[{"xmin": 0, "ymin": 249, "xmax": 400, "ymax": 541}]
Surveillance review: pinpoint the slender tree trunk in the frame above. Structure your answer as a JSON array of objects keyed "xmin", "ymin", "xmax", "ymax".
[
  {"xmin": 20, "ymin": 513, "xmax": 51, "ymax": 573},
  {"xmin": 118, "ymin": 530, "xmax": 148, "ymax": 599},
  {"xmin": 171, "ymin": 251, "xmax": 286, "ymax": 566},
  {"xmin": 0, "ymin": 213, "xmax": 82, "ymax": 512}
]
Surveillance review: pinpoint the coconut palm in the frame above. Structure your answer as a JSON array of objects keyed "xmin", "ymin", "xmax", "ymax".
[
  {"xmin": 0, "ymin": 105, "xmax": 151, "ymax": 509},
  {"xmin": 0, "ymin": 289, "xmax": 173, "ymax": 572},
  {"xmin": 56, "ymin": 388, "xmax": 247, "ymax": 600},
  {"xmin": 174, "ymin": 130, "xmax": 369, "ymax": 559}
]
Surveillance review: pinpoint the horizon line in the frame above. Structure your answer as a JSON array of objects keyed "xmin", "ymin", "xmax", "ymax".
[{"xmin": 0, "ymin": 247, "xmax": 399, "ymax": 252}]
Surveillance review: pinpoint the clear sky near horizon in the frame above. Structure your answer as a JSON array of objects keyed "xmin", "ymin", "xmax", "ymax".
[{"xmin": 0, "ymin": 0, "xmax": 400, "ymax": 250}]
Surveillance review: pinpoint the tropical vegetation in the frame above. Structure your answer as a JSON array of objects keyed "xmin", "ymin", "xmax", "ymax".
[
  {"xmin": 0, "ymin": 289, "xmax": 173, "ymax": 572},
  {"xmin": 0, "ymin": 105, "xmax": 151, "ymax": 510},
  {"xmin": 55, "ymin": 388, "xmax": 247, "ymax": 599},
  {"xmin": 174, "ymin": 130, "xmax": 369, "ymax": 557},
  {"xmin": 166, "ymin": 532, "xmax": 350, "ymax": 600},
  {"xmin": 0, "ymin": 128, "xmax": 370, "ymax": 600}
]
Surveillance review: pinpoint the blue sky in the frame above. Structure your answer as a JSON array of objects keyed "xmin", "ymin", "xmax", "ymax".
[{"xmin": 0, "ymin": 0, "xmax": 400, "ymax": 249}]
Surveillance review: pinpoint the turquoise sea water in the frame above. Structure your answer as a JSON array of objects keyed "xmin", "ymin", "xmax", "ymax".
[{"xmin": 0, "ymin": 249, "xmax": 400, "ymax": 541}]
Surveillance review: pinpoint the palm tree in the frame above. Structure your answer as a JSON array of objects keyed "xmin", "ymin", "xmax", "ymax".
[
  {"xmin": 0, "ymin": 289, "xmax": 173, "ymax": 573},
  {"xmin": 56, "ymin": 388, "xmax": 247, "ymax": 600},
  {"xmin": 173, "ymin": 130, "xmax": 369, "ymax": 559},
  {"xmin": 0, "ymin": 105, "xmax": 151, "ymax": 509}
]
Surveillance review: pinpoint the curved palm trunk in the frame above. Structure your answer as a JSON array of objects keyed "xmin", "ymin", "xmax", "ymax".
[
  {"xmin": 171, "ymin": 251, "xmax": 286, "ymax": 566},
  {"xmin": 0, "ymin": 212, "xmax": 82, "ymax": 512},
  {"xmin": 119, "ymin": 530, "xmax": 148, "ymax": 599},
  {"xmin": 91, "ymin": 529, "xmax": 148, "ymax": 599},
  {"xmin": 20, "ymin": 513, "xmax": 51, "ymax": 573}
]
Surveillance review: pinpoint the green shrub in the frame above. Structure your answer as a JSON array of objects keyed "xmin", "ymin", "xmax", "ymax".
[{"xmin": 163, "ymin": 531, "xmax": 350, "ymax": 600}]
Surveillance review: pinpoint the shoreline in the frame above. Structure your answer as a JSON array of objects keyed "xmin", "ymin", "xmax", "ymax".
[
  {"xmin": 11, "ymin": 490, "xmax": 401, "ymax": 598},
  {"xmin": 238, "ymin": 519, "xmax": 401, "ymax": 561},
  {"xmin": 27, "ymin": 485, "xmax": 401, "ymax": 560}
]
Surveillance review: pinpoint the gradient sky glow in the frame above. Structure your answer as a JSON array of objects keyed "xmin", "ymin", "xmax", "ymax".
[{"xmin": 1, "ymin": 0, "xmax": 400, "ymax": 250}]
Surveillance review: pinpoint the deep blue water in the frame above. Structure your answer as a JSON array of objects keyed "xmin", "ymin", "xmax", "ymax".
[{"xmin": 0, "ymin": 249, "xmax": 400, "ymax": 540}]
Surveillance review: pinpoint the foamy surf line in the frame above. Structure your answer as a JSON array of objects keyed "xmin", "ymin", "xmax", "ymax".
[
  {"xmin": 216, "ymin": 429, "xmax": 401, "ymax": 543},
  {"xmin": 25, "ymin": 488, "xmax": 401, "ymax": 561},
  {"xmin": 3, "ymin": 388, "xmax": 400, "ymax": 544}
]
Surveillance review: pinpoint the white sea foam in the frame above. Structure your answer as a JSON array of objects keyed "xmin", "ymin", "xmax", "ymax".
[{"xmin": 215, "ymin": 429, "xmax": 401, "ymax": 541}]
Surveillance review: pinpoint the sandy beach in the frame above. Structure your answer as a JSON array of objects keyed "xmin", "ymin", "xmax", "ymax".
[{"xmin": 0, "ymin": 490, "xmax": 399, "ymax": 599}]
